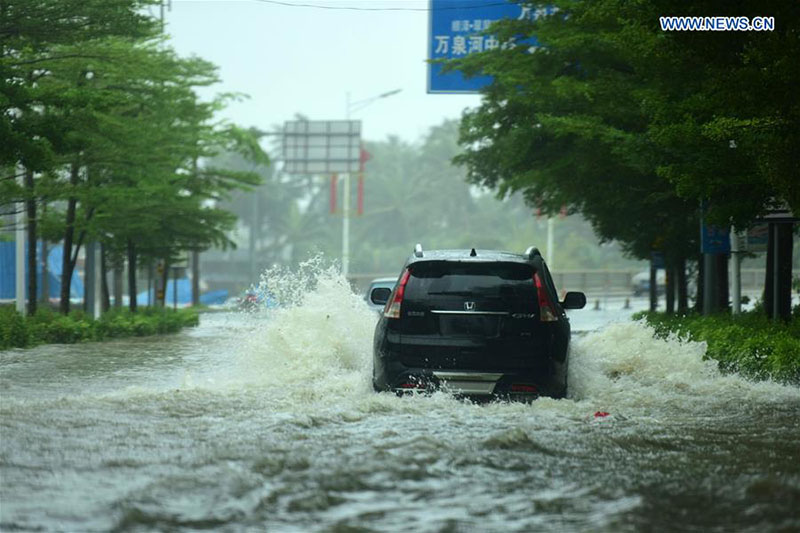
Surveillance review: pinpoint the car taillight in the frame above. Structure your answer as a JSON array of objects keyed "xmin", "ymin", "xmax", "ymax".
[
  {"xmin": 533, "ymin": 271, "xmax": 558, "ymax": 322},
  {"xmin": 511, "ymin": 383, "xmax": 538, "ymax": 393},
  {"xmin": 384, "ymin": 269, "xmax": 411, "ymax": 319}
]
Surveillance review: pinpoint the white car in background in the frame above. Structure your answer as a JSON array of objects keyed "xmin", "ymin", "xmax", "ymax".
[{"xmin": 364, "ymin": 277, "xmax": 397, "ymax": 312}]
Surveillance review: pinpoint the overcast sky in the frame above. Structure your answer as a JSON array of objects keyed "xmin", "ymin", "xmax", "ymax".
[{"xmin": 164, "ymin": 0, "xmax": 482, "ymax": 143}]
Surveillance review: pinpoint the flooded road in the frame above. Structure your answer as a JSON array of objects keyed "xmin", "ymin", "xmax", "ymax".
[{"xmin": 1, "ymin": 274, "xmax": 799, "ymax": 532}]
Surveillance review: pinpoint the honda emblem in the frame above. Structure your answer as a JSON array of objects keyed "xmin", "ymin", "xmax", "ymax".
[{"xmin": 464, "ymin": 301, "xmax": 475, "ymax": 311}]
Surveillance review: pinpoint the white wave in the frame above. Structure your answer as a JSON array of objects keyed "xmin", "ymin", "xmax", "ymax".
[
  {"xmin": 235, "ymin": 259, "xmax": 377, "ymax": 400},
  {"xmin": 568, "ymin": 320, "xmax": 800, "ymax": 412}
]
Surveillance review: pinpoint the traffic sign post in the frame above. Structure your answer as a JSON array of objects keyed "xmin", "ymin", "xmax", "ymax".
[
  {"xmin": 700, "ymin": 221, "xmax": 730, "ymax": 254},
  {"xmin": 699, "ymin": 205, "xmax": 730, "ymax": 315}
]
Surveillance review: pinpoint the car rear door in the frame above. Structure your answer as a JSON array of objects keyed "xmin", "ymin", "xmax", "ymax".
[{"xmin": 397, "ymin": 261, "xmax": 550, "ymax": 371}]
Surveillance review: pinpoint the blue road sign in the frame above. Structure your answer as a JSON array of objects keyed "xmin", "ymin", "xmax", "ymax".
[
  {"xmin": 428, "ymin": 0, "xmax": 546, "ymax": 94},
  {"xmin": 701, "ymin": 221, "xmax": 731, "ymax": 254}
]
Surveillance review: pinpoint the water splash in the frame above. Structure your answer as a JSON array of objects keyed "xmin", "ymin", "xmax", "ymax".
[
  {"xmin": 568, "ymin": 320, "xmax": 800, "ymax": 412},
  {"xmin": 234, "ymin": 256, "xmax": 378, "ymax": 401}
]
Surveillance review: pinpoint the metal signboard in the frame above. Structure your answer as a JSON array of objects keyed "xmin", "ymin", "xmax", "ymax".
[
  {"xmin": 701, "ymin": 221, "xmax": 731, "ymax": 254},
  {"xmin": 428, "ymin": 0, "xmax": 546, "ymax": 94},
  {"xmin": 283, "ymin": 120, "xmax": 361, "ymax": 174}
]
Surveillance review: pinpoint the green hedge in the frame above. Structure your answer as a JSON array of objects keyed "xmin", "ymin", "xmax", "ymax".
[
  {"xmin": 0, "ymin": 307, "xmax": 199, "ymax": 350},
  {"xmin": 633, "ymin": 310, "xmax": 800, "ymax": 384}
]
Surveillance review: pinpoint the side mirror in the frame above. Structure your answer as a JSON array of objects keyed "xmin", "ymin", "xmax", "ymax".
[
  {"xmin": 370, "ymin": 287, "xmax": 392, "ymax": 306},
  {"xmin": 561, "ymin": 291, "xmax": 586, "ymax": 310}
]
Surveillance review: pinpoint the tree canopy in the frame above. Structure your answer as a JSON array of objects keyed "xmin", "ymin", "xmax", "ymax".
[
  {"xmin": 448, "ymin": 0, "xmax": 798, "ymax": 255},
  {"xmin": 1, "ymin": 0, "xmax": 266, "ymax": 313}
]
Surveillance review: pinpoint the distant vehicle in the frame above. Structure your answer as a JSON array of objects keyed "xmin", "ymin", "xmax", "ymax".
[
  {"xmin": 227, "ymin": 289, "xmax": 278, "ymax": 311},
  {"xmin": 632, "ymin": 270, "xmax": 666, "ymax": 296},
  {"xmin": 371, "ymin": 244, "xmax": 586, "ymax": 400},
  {"xmin": 364, "ymin": 277, "xmax": 396, "ymax": 312}
]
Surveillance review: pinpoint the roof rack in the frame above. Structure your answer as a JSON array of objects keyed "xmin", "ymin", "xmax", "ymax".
[
  {"xmin": 524, "ymin": 246, "xmax": 541, "ymax": 260},
  {"xmin": 414, "ymin": 243, "xmax": 423, "ymax": 258}
]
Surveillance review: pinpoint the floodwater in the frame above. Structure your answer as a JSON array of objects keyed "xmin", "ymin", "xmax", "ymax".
[{"xmin": 1, "ymin": 268, "xmax": 799, "ymax": 532}]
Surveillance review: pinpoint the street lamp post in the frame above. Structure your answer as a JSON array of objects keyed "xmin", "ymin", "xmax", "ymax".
[{"xmin": 341, "ymin": 88, "xmax": 401, "ymax": 279}]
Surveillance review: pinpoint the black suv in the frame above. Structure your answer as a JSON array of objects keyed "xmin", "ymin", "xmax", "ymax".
[{"xmin": 371, "ymin": 244, "xmax": 586, "ymax": 399}]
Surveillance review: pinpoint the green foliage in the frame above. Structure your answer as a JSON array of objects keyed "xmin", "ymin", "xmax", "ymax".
[
  {"xmin": 0, "ymin": 307, "xmax": 30, "ymax": 349},
  {"xmin": 447, "ymin": 0, "xmax": 800, "ymax": 264},
  {"xmin": 1, "ymin": 0, "xmax": 266, "ymax": 313},
  {"xmin": 0, "ymin": 306, "xmax": 199, "ymax": 349},
  {"xmin": 634, "ymin": 311, "xmax": 800, "ymax": 384}
]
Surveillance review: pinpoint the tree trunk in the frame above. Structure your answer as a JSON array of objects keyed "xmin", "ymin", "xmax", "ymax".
[
  {"xmin": 649, "ymin": 260, "xmax": 657, "ymax": 312},
  {"xmin": 157, "ymin": 258, "xmax": 169, "ymax": 308},
  {"xmin": 100, "ymin": 243, "xmax": 110, "ymax": 312},
  {"xmin": 41, "ymin": 238, "xmax": 49, "ymax": 305},
  {"xmin": 127, "ymin": 239, "xmax": 137, "ymax": 312},
  {"xmin": 113, "ymin": 261, "xmax": 123, "ymax": 309},
  {"xmin": 59, "ymin": 163, "xmax": 79, "ymax": 315},
  {"xmin": 83, "ymin": 241, "xmax": 94, "ymax": 314},
  {"xmin": 765, "ymin": 222, "xmax": 794, "ymax": 321},
  {"xmin": 665, "ymin": 258, "xmax": 675, "ymax": 315},
  {"xmin": 147, "ymin": 263, "xmax": 153, "ymax": 306},
  {"xmin": 694, "ymin": 253, "xmax": 704, "ymax": 313},
  {"xmin": 191, "ymin": 250, "xmax": 200, "ymax": 307}
]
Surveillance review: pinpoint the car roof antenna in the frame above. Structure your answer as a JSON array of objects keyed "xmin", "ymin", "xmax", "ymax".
[
  {"xmin": 470, "ymin": 248, "xmax": 477, "ymax": 257},
  {"xmin": 414, "ymin": 243, "xmax": 423, "ymax": 258}
]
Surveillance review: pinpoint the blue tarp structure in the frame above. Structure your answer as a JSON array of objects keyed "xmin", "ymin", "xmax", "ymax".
[
  {"xmin": 0, "ymin": 241, "xmax": 83, "ymax": 299},
  {"xmin": 136, "ymin": 279, "xmax": 227, "ymax": 306},
  {"xmin": 2, "ymin": 242, "xmax": 225, "ymax": 306},
  {"xmin": 200, "ymin": 289, "xmax": 228, "ymax": 305}
]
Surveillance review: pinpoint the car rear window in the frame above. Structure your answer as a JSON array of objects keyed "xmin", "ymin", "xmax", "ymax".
[{"xmin": 405, "ymin": 261, "xmax": 535, "ymax": 300}]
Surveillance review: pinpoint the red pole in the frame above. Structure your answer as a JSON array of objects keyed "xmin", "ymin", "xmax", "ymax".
[
  {"xmin": 357, "ymin": 173, "xmax": 364, "ymax": 216},
  {"xmin": 330, "ymin": 173, "xmax": 338, "ymax": 214}
]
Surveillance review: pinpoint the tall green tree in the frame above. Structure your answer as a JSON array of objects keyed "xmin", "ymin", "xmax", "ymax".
[
  {"xmin": 2, "ymin": 1, "xmax": 265, "ymax": 313},
  {"xmin": 1, "ymin": 0, "xmax": 158, "ymax": 313},
  {"xmin": 448, "ymin": 0, "xmax": 798, "ymax": 314}
]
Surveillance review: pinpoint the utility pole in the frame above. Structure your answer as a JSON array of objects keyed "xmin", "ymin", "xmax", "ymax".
[
  {"xmin": 341, "ymin": 88, "xmax": 401, "ymax": 280},
  {"xmin": 15, "ymin": 165, "xmax": 25, "ymax": 315},
  {"xmin": 159, "ymin": 0, "xmax": 171, "ymax": 33},
  {"xmin": 343, "ymin": 92, "xmax": 352, "ymax": 279},
  {"xmin": 84, "ymin": 241, "xmax": 96, "ymax": 316},
  {"xmin": 191, "ymin": 250, "xmax": 200, "ymax": 307}
]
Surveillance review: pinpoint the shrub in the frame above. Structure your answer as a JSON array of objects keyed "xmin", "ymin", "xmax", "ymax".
[
  {"xmin": 0, "ymin": 307, "xmax": 29, "ymax": 349},
  {"xmin": 0, "ymin": 306, "xmax": 199, "ymax": 349},
  {"xmin": 44, "ymin": 315, "xmax": 93, "ymax": 344},
  {"xmin": 635, "ymin": 311, "xmax": 800, "ymax": 384}
]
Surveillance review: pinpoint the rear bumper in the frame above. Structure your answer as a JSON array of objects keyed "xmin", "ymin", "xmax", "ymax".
[{"xmin": 375, "ymin": 358, "xmax": 566, "ymax": 399}]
